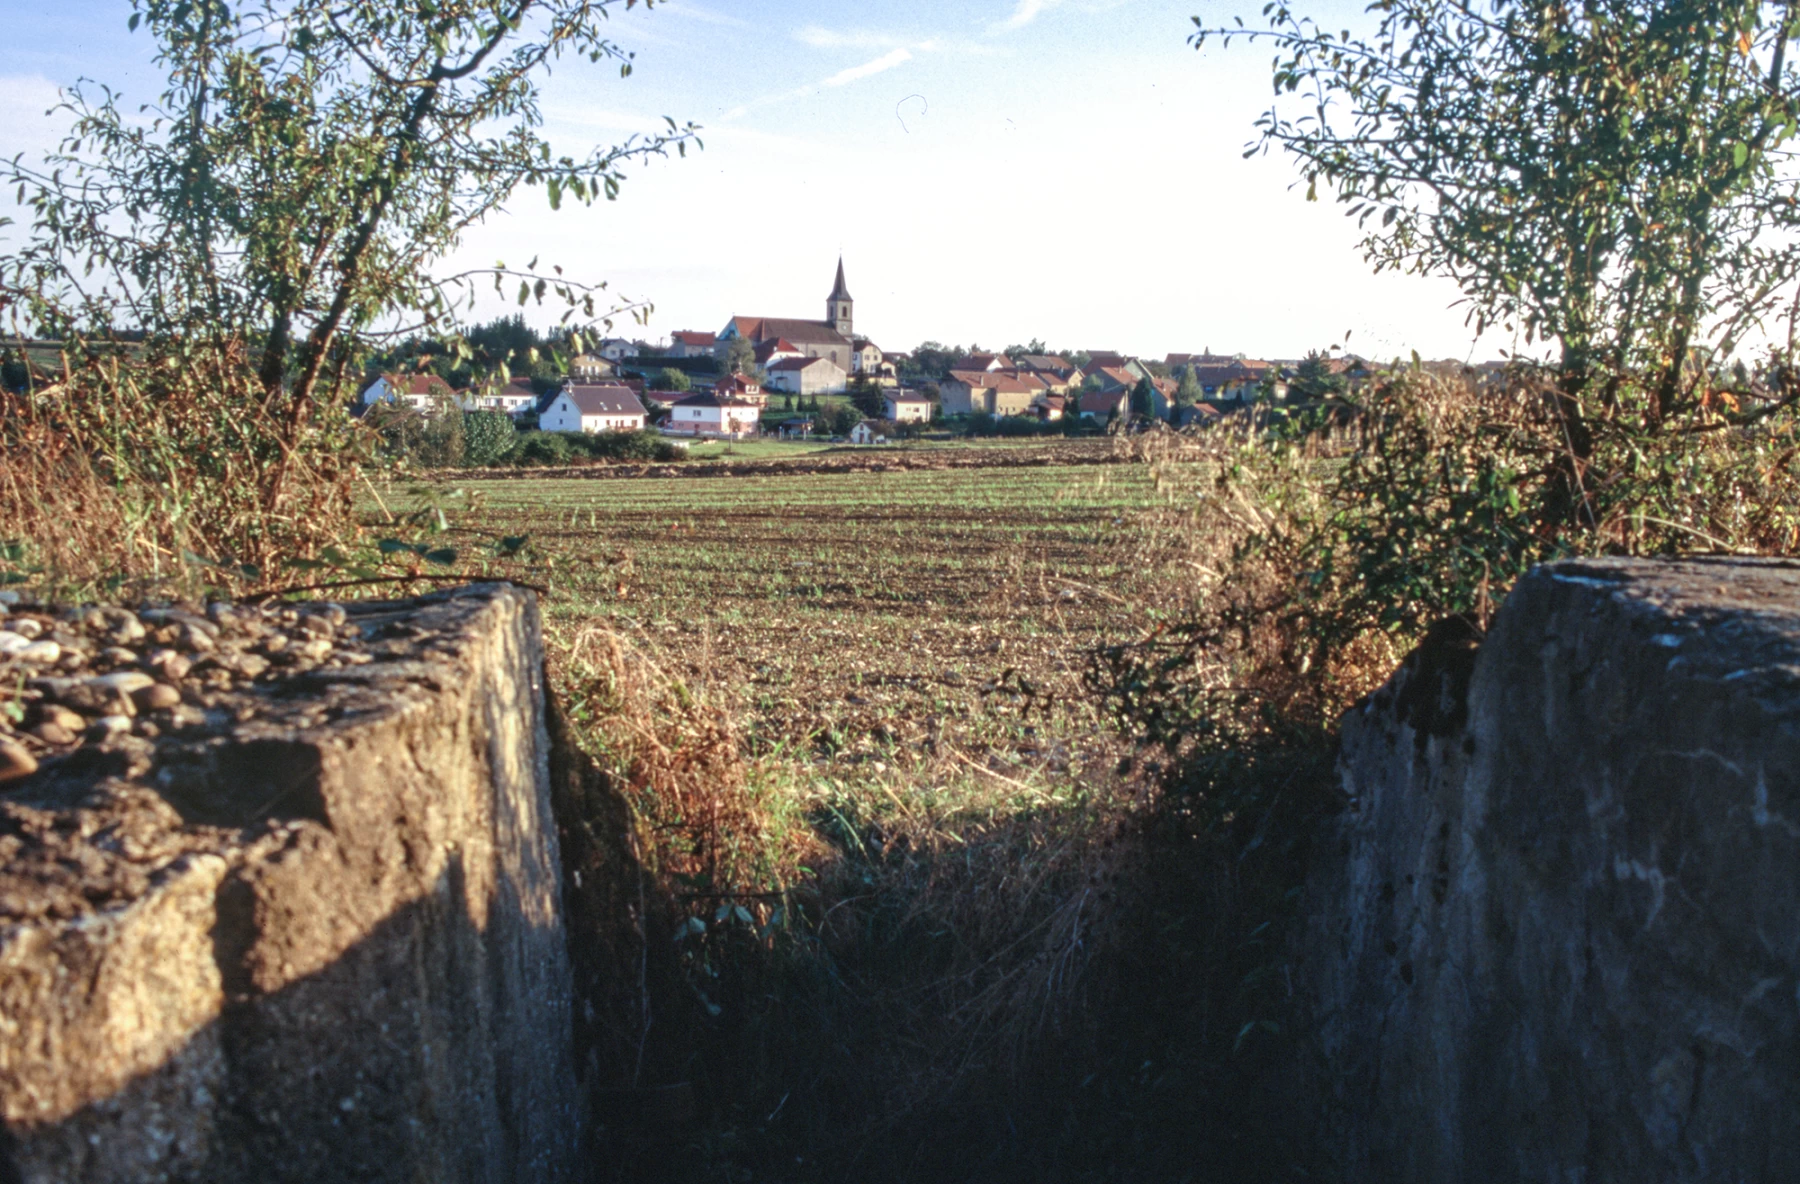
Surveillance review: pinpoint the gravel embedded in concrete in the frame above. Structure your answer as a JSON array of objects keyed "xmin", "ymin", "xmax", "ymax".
[{"xmin": 0, "ymin": 593, "xmax": 480, "ymax": 923}]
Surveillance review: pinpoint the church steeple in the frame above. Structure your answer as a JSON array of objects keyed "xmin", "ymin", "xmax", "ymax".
[{"xmin": 827, "ymin": 256, "xmax": 854, "ymax": 338}]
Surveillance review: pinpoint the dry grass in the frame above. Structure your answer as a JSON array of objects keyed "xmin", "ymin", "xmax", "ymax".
[{"xmin": 0, "ymin": 341, "xmax": 358, "ymax": 599}]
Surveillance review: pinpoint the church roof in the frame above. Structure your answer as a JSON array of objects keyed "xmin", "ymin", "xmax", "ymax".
[
  {"xmin": 830, "ymin": 257, "xmax": 853, "ymax": 302},
  {"xmin": 729, "ymin": 316, "xmax": 850, "ymax": 349}
]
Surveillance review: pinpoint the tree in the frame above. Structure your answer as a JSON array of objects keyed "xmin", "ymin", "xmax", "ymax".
[
  {"xmin": 652, "ymin": 367, "xmax": 692, "ymax": 393},
  {"xmin": 1195, "ymin": 0, "xmax": 1800, "ymax": 435},
  {"xmin": 847, "ymin": 376, "xmax": 885, "ymax": 418},
  {"xmin": 4, "ymin": 0, "xmax": 697, "ymax": 444},
  {"xmin": 720, "ymin": 336, "xmax": 756, "ymax": 375},
  {"xmin": 904, "ymin": 342, "xmax": 962, "ymax": 381},
  {"xmin": 1129, "ymin": 376, "xmax": 1157, "ymax": 421},
  {"xmin": 1288, "ymin": 351, "xmax": 1348, "ymax": 402},
  {"xmin": 1175, "ymin": 365, "xmax": 1203, "ymax": 407},
  {"xmin": 818, "ymin": 402, "xmax": 859, "ymax": 436}
]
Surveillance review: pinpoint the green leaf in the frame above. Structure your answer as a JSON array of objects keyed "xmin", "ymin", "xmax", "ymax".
[{"xmin": 1733, "ymin": 141, "xmax": 1749, "ymax": 168}]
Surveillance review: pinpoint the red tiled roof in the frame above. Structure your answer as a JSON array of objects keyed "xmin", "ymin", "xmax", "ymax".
[
  {"xmin": 673, "ymin": 331, "xmax": 716, "ymax": 347},
  {"xmin": 376, "ymin": 372, "xmax": 455, "ymax": 398},
  {"xmin": 729, "ymin": 316, "xmax": 850, "ymax": 348}
]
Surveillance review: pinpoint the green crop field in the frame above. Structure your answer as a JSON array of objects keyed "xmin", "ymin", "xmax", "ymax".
[{"xmin": 392, "ymin": 453, "xmax": 1185, "ymax": 764}]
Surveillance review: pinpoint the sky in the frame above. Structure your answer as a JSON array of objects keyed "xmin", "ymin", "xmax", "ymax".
[{"xmin": 0, "ymin": 0, "xmax": 1517, "ymax": 362}]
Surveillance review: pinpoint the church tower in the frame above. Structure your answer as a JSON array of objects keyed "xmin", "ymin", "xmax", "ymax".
[{"xmin": 827, "ymin": 256, "xmax": 854, "ymax": 338}]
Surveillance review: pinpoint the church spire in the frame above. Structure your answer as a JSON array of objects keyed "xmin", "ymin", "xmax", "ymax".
[{"xmin": 827, "ymin": 255, "xmax": 854, "ymax": 338}]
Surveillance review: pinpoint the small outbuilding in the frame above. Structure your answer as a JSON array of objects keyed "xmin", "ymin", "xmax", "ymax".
[{"xmin": 849, "ymin": 420, "xmax": 889, "ymax": 446}]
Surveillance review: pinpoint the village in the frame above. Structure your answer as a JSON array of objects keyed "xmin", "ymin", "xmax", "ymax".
[{"xmin": 354, "ymin": 257, "xmax": 1385, "ymax": 446}]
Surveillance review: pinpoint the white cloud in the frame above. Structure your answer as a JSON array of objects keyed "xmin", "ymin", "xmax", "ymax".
[
  {"xmin": 822, "ymin": 48, "xmax": 912, "ymax": 88},
  {"xmin": 723, "ymin": 48, "xmax": 917, "ymax": 121},
  {"xmin": 990, "ymin": 0, "xmax": 1051, "ymax": 33}
]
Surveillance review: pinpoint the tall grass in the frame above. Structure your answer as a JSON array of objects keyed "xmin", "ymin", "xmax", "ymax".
[
  {"xmin": 0, "ymin": 340, "xmax": 359, "ymax": 598},
  {"xmin": 544, "ymin": 619, "xmax": 1172, "ymax": 1182}
]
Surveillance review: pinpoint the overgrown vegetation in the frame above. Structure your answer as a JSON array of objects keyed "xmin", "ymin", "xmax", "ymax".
[{"xmin": 0, "ymin": 0, "xmax": 694, "ymax": 597}]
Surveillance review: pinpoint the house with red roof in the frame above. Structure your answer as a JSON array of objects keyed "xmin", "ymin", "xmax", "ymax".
[
  {"xmin": 940, "ymin": 369, "xmax": 1043, "ymax": 417},
  {"xmin": 713, "ymin": 371, "xmax": 767, "ymax": 407},
  {"xmin": 361, "ymin": 372, "xmax": 459, "ymax": 412},
  {"xmin": 669, "ymin": 331, "xmax": 718, "ymax": 359},
  {"xmin": 664, "ymin": 390, "xmax": 760, "ymax": 439}
]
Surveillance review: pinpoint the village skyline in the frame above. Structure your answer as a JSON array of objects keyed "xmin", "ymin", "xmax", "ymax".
[{"xmin": 2, "ymin": 0, "xmax": 1523, "ymax": 362}]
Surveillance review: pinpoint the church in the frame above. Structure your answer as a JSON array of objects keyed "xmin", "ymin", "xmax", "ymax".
[{"xmin": 717, "ymin": 258, "xmax": 873, "ymax": 393}]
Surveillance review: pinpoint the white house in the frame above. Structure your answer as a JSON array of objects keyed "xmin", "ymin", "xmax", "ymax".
[
  {"xmin": 540, "ymin": 385, "xmax": 648, "ymax": 433},
  {"xmin": 569, "ymin": 354, "xmax": 614, "ymax": 381},
  {"xmin": 850, "ymin": 339, "xmax": 885, "ymax": 375},
  {"xmin": 849, "ymin": 420, "xmax": 889, "ymax": 445},
  {"xmin": 664, "ymin": 390, "xmax": 760, "ymax": 438},
  {"xmin": 460, "ymin": 377, "xmax": 539, "ymax": 416},
  {"xmin": 595, "ymin": 337, "xmax": 638, "ymax": 362},
  {"xmin": 361, "ymin": 372, "xmax": 457, "ymax": 411},
  {"xmin": 884, "ymin": 392, "xmax": 932, "ymax": 423},
  {"xmin": 766, "ymin": 355, "xmax": 847, "ymax": 395}
]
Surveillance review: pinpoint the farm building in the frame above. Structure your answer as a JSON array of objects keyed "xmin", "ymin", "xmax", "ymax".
[
  {"xmin": 766, "ymin": 355, "xmax": 847, "ymax": 396},
  {"xmin": 883, "ymin": 391, "xmax": 933, "ymax": 423},
  {"xmin": 540, "ymin": 385, "xmax": 648, "ymax": 433},
  {"xmin": 665, "ymin": 391, "xmax": 760, "ymax": 439},
  {"xmin": 849, "ymin": 420, "xmax": 889, "ymax": 446}
]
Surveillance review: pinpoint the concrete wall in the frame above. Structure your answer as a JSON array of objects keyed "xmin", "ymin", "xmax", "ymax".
[
  {"xmin": 1299, "ymin": 558, "xmax": 1800, "ymax": 1182},
  {"xmin": 0, "ymin": 585, "xmax": 579, "ymax": 1183}
]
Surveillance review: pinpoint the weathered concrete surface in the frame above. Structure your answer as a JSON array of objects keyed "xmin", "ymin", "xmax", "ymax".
[
  {"xmin": 1302, "ymin": 557, "xmax": 1800, "ymax": 1182},
  {"xmin": 0, "ymin": 585, "xmax": 578, "ymax": 1182}
]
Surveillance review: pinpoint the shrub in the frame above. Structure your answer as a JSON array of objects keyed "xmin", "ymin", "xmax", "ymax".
[
  {"xmin": 1095, "ymin": 365, "xmax": 1800, "ymax": 817},
  {"xmin": 507, "ymin": 431, "xmax": 573, "ymax": 466},
  {"xmin": 652, "ymin": 367, "xmax": 692, "ymax": 393},
  {"xmin": 502, "ymin": 429, "xmax": 683, "ymax": 467},
  {"xmin": 463, "ymin": 410, "xmax": 517, "ymax": 466}
]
